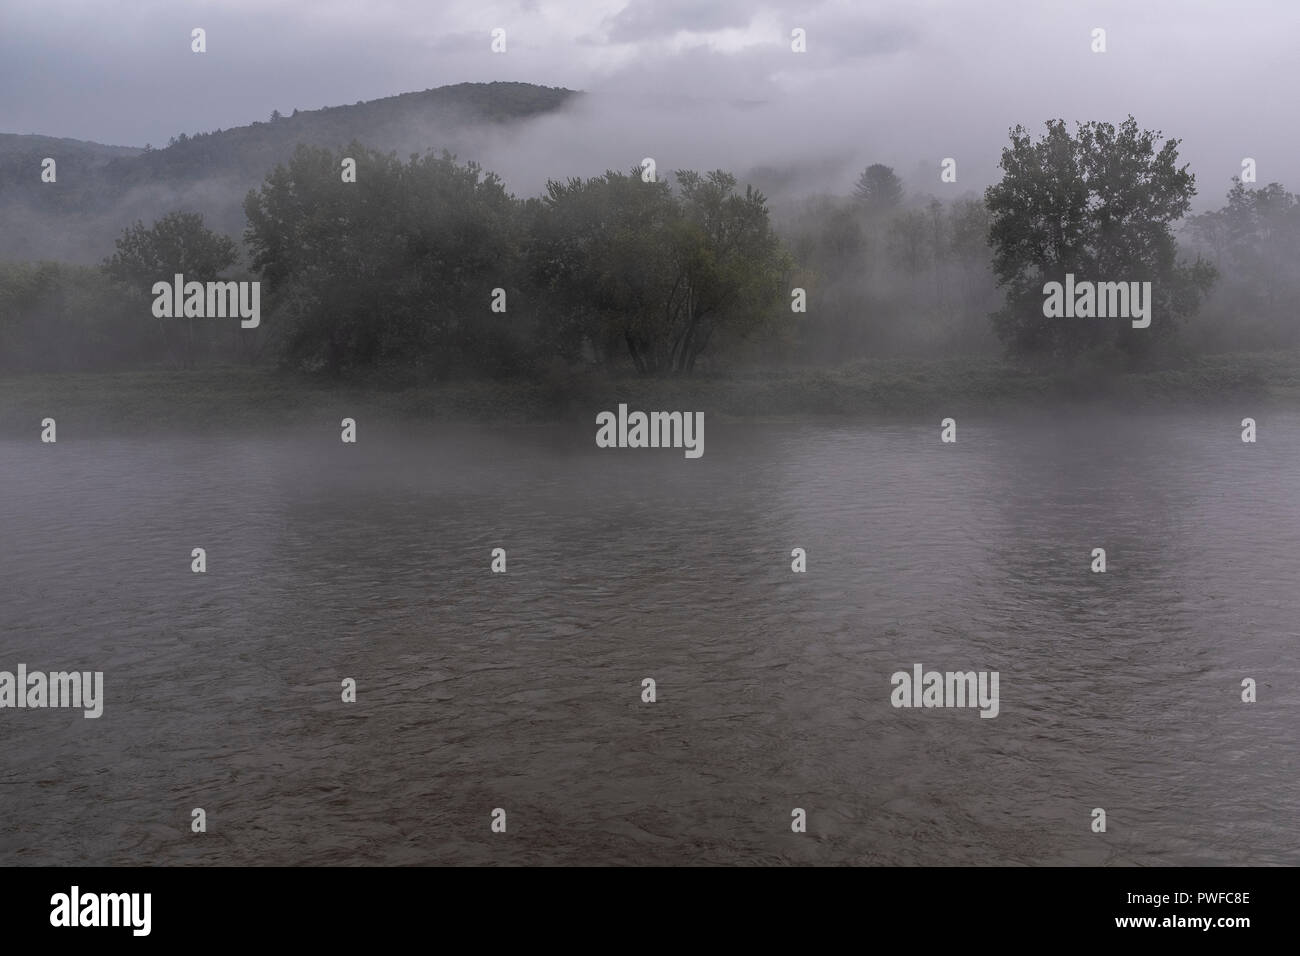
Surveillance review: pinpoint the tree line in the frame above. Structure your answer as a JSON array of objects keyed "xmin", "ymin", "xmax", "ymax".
[{"xmin": 4, "ymin": 116, "xmax": 1298, "ymax": 377}]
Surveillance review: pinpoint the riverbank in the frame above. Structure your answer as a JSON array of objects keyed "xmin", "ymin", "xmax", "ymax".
[{"xmin": 2, "ymin": 352, "xmax": 1299, "ymax": 436}]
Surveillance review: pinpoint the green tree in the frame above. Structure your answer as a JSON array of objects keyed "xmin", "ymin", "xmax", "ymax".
[
  {"xmin": 530, "ymin": 168, "xmax": 677, "ymax": 371},
  {"xmin": 853, "ymin": 163, "xmax": 904, "ymax": 214},
  {"xmin": 985, "ymin": 117, "xmax": 1215, "ymax": 363},
  {"xmin": 533, "ymin": 169, "xmax": 789, "ymax": 375},
  {"xmin": 104, "ymin": 210, "xmax": 238, "ymax": 283},
  {"xmin": 244, "ymin": 143, "xmax": 523, "ymax": 377},
  {"xmin": 668, "ymin": 170, "xmax": 789, "ymax": 373},
  {"xmin": 1188, "ymin": 179, "xmax": 1300, "ymax": 346},
  {"xmin": 103, "ymin": 210, "xmax": 239, "ymax": 367}
]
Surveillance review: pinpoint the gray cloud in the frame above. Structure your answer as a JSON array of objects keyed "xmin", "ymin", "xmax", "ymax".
[
  {"xmin": 0, "ymin": 0, "xmax": 1296, "ymax": 207},
  {"xmin": 799, "ymin": 14, "xmax": 922, "ymax": 60},
  {"xmin": 601, "ymin": 0, "xmax": 758, "ymax": 43}
]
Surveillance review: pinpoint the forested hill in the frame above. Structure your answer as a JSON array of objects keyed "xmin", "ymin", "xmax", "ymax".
[
  {"xmin": 0, "ymin": 134, "xmax": 142, "ymax": 163},
  {"xmin": 0, "ymin": 82, "xmax": 579, "ymax": 264}
]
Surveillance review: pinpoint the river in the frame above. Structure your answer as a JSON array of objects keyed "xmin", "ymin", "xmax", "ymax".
[{"xmin": 1, "ymin": 409, "xmax": 1297, "ymax": 864}]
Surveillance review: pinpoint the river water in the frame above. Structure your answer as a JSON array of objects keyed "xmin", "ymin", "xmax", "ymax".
[{"xmin": 1, "ymin": 409, "xmax": 1297, "ymax": 864}]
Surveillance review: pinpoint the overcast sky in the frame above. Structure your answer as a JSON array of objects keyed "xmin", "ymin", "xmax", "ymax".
[{"xmin": 2, "ymin": 0, "xmax": 1296, "ymax": 200}]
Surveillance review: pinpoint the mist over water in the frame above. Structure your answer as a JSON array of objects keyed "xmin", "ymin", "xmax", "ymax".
[{"xmin": 2, "ymin": 409, "xmax": 1296, "ymax": 865}]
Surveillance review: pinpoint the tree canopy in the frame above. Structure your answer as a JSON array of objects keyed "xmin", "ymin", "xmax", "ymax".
[
  {"xmin": 533, "ymin": 168, "xmax": 789, "ymax": 375},
  {"xmin": 985, "ymin": 117, "xmax": 1215, "ymax": 363},
  {"xmin": 853, "ymin": 164, "xmax": 904, "ymax": 214}
]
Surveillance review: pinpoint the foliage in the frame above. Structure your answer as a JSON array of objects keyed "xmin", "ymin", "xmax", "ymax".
[
  {"xmin": 853, "ymin": 163, "xmax": 904, "ymax": 214},
  {"xmin": 1187, "ymin": 179, "xmax": 1300, "ymax": 348},
  {"xmin": 533, "ymin": 168, "xmax": 789, "ymax": 375},
  {"xmin": 244, "ymin": 143, "xmax": 527, "ymax": 377},
  {"xmin": 985, "ymin": 117, "xmax": 1215, "ymax": 364}
]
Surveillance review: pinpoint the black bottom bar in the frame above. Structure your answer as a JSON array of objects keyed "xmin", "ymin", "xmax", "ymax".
[{"xmin": 1, "ymin": 865, "xmax": 1274, "ymax": 943}]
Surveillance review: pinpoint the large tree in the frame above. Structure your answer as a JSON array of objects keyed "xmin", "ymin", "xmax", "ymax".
[
  {"xmin": 985, "ymin": 117, "xmax": 1215, "ymax": 363},
  {"xmin": 103, "ymin": 210, "xmax": 239, "ymax": 367},
  {"xmin": 533, "ymin": 168, "xmax": 789, "ymax": 375},
  {"xmin": 104, "ymin": 210, "xmax": 238, "ymax": 282},
  {"xmin": 853, "ymin": 163, "xmax": 904, "ymax": 214},
  {"xmin": 529, "ymin": 169, "xmax": 676, "ymax": 371},
  {"xmin": 243, "ymin": 143, "xmax": 524, "ymax": 377}
]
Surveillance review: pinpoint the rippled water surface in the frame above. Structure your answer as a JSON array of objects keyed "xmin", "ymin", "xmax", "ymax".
[{"xmin": 2, "ymin": 411, "xmax": 1298, "ymax": 865}]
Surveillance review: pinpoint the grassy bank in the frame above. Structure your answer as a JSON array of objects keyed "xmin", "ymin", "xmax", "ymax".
[{"xmin": 3, "ymin": 353, "xmax": 1299, "ymax": 436}]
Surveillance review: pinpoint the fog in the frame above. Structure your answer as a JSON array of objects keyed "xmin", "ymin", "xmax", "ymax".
[
  {"xmin": 3, "ymin": 1, "xmax": 1298, "ymax": 202},
  {"xmin": 2, "ymin": 0, "xmax": 1299, "ymax": 366},
  {"xmin": 4, "ymin": 0, "xmax": 1300, "ymax": 877}
]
